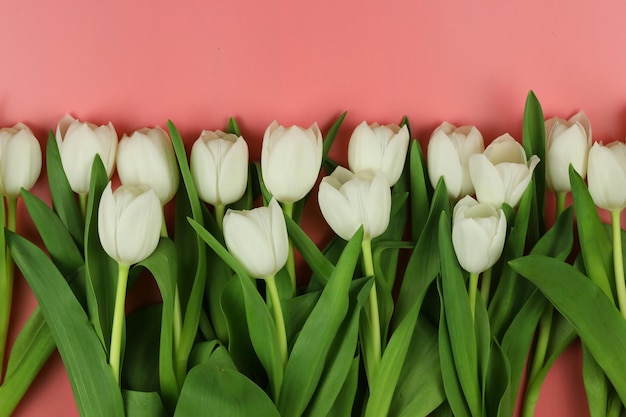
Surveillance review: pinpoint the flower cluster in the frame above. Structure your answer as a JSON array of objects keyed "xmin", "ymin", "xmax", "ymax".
[{"xmin": 2, "ymin": 94, "xmax": 626, "ymax": 417}]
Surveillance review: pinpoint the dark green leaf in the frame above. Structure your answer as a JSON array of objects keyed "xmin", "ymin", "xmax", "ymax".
[
  {"xmin": 8, "ymin": 232, "xmax": 124, "ymax": 416},
  {"xmin": 226, "ymin": 117, "xmax": 242, "ymax": 136},
  {"xmin": 322, "ymin": 112, "xmax": 347, "ymax": 174},
  {"xmin": 122, "ymin": 390, "xmax": 168, "ymax": 417},
  {"xmin": 409, "ymin": 141, "xmax": 431, "ymax": 240},
  {"xmin": 123, "ymin": 304, "xmax": 161, "ymax": 393}
]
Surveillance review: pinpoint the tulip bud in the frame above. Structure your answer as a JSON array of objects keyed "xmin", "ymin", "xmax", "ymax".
[
  {"xmin": 545, "ymin": 111, "xmax": 592, "ymax": 193},
  {"xmin": 56, "ymin": 114, "xmax": 117, "ymax": 194},
  {"xmin": 117, "ymin": 126, "xmax": 179, "ymax": 205},
  {"xmin": 587, "ymin": 141, "xmax": 626, "ymax": 211},
  {"xmin": 428, "ymin": 122, "xmax": 484, "ymax": 199},
  {"xmin": 190, "ymin": 130, "xmax": 249, "ymax": 206},
  {"xmin": 469, "ymin": 134, "xmax": 539, "ymax": 208},
  {"xmin": 318, "ymin": 166, "xmax": 391, "ymax": 241},
  {"xmin": 261, "ymin": 121, "xmax": 323, "ymax": 203},
  {"xmin": 0, "ymin": 123, "xmax": 42, "ymax": 198},
  {"xmin": 98, "ymin": 182, "xmax": 162, "ymax": 265},
  {"xmin": 223, "ymin": 199, "xmax": 289, "ymax": 279},
  {"xmin": 452, "ymin": 196, "xmax": 507, "ymax": 274},
  {"xmin": 347, "ymin": 121, "xmax": 410, "ymax": 186}
]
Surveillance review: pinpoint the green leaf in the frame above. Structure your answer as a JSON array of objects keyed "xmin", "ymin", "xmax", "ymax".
[
  {"xmin": 0, "ymin": 308, "xmax": 55, "ymax": 417},
  {"xmin": 45, "ymin": 130, "xmax": 83, "ymax": 247},
  {"xmin": 136, "ymin": 239, "xmax": 179, "ymax": 409},
  {"xmin": 305, "ymin": 278, "xmax": 371, "ymax": 417},
  {"xmin": 521, "ymin": 91, "xmax": 546, "ymax": 243},
  {"xmin": 324, "ymin": 356, "xmax": 360, "ymax": 417},
  {"xmin": 583, "ymin": 345, "xmax": 610, "ymax": 417},
  {"xmin": 570, "ymin": 166, "xmax": 614, "ymax": 300},
  {"xmin": 510, "ymin": 255, "xmax": 626, "ymax": 405},
  {"xmin": 122, "ymin": 390, "xmax": 168, "ymax": 417},
  {"xmin": 226, "ymin": 117, "xmax": 242, "ymax": 136},
  {"xmin": 322, "ymin": 111, "xmax": 347, "ymax": 174},
  {"xmin": 22, "ymin": 189, "xmax": 84, "ymax": 275},
  {"xmin": 390, "ymin": 317, "xmax": 445, "ymax": 417},
  {"xmin": 174, "ymin": 353, "xmax": 280, "ymax": 417},
  {"xmin": 123, "ymin": 304, "xmax": 162, "ymax": 392},
  {"xmin": 84, "ymin": 155, "xmax": 118, "ymax": 352},
  {"xmin": 409, "ymin": 140, "xmax": 430, "ymax": 240},
  {"xmin": 438, "ymin": 213, "xmax": 481, "ymax": 417},
  {"xmin": 485, "ymin": 341, "xmax": 510, "ymax": 417},
  {"xmin": 168, "ymin": 120, "xmax": 207, "ymax": 377},
  {"xmin": 8, "ymin": 231, "xmax": 124, "ymax": 417},
  {"xmin": 278, "ymin": 229, "xmax": 364, "ymax": 417}
]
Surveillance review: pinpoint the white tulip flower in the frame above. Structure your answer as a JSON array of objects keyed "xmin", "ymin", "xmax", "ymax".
[
  {"xmin": 223, "ymin": 199, "xmax": 289, "ymax": 279},
  {"xmin": 117, "ymin": 126, "xmax": 179, "ymax": 205},
  {"xmin": 452, "ymin": 196, "xmax": 507, "ymax": 274},
  {"xmin": 347, "ymin": 121, "xmax": 410, "ymax": 186},
  {"xmin": 469, "ymin": 134, "xmax": 539, "ymax": 208},
  {"xmin": 318, "ymin": 166, "xmax": 391, "ymax": 241},
  {"xmin": 261, "ymin": 121, "xmax": 323, "ymax": 203},
  {"xmin": 428, "ymin": 122, "xmax": 484, "ymax": 199},
  {"xmin": 0, "ymin": 123, "xmax": 42, "ymax": 198},
  {"xmin": 545, "ymin": 111, "xmax": 591, "ymax": 193},
  {"xmin": 98, "ymin": 182, "xmax": 162, "ymax": 266},
  {"xmin": 190, "ymin": 130, "xmax": 249, "ymax": 206},
  {"xmin": 56, "ymin": 114, "xmax": 117, "ymax": 194},
  {"xmin": 587, "ymin": 141, "xmax": 626, "ymax": 212}
]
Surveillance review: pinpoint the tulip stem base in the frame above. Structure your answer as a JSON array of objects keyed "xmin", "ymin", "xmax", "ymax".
[
  {"xmin": 109, "ymin": 262, "xmax": 130, "ymax": 384},
  {"xmin": 468, "ymin": 272, "xmax": 479, "ymax": 321},
  {"xmin": 78, "ymin": 193, "xmax": 88, "ymax": 220},
  {"xmin": 611, "ymin": 210, "xmax": 626, "ymax": 319},
  {"xmin": 266, "ymin": 274, "xmax": 288, "ymax": 369},
  {"xmin": 479, "ymin": 268, "xmax": 492, "ymax": 308},
  {"xmin": 215, "ymin": 204, "xmax": 225, "ymax": 231},
  {"xmin": 555, "ymin": 192, "xmax": 566, "ymax": 220}
]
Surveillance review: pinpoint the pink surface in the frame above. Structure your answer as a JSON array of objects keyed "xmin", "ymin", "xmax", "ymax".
[{"xmin": 3, "ymin": 0, "xmax": 625, "ymax": 415}]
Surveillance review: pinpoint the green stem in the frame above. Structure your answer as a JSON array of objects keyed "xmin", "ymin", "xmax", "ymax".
[
  {"xmin": 611, "ymin": 210, "xmax": 626, "ymax": 319},
  {"xmin": 361, "ymin": 239, "xmax": 381, "ymax": 383},
  {"xmin": 78, "ymin": 193, "xmax": 88, "ymax": 220},
  {"xmin": 215, "ymin": 204, "xmax": 225, "ymax": 231},
  {"xmin": 521, "ymin": 304, "xmax": 553, "ymax": 417},
  {"xmin": 479, "ymin": 268, "xmax": 492, "ymax": 308},
  {"xmin": 109, "ymin": 262, "xmax": 130, "ymax": 384},
  {"xmin": 282, "ymin": 202, "xmax": 296, "ymax": 296},
  {"xmin": 468, "ymin": 272, "xmax": 480, "ymax": 321},
  {"xmin": 555, "ymin": 192, "xmax": 566, "ymax": 221},
  {"xmin": 161, "ymin": 210, "xmax": 168, "ymax": 238},
  {"xmin": 266, "ymin": 274, "xmax": 288, "ymax": 369}
]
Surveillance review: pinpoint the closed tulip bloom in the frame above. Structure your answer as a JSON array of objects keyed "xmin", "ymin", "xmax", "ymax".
[
  {"xmin": 545, "ymin": 111, "xmax": 591, "ymax": 193},
  {"xmin": 318, "ymin": 166, "xmax": 391, "ymax": 241},
  {"xmin": 261, "ymin": 121, "xmax": 323, "ymax": 203},
  {"xmin": 190, "ymin": 130, "xmax": 249, "ymax": 206},
  {"xmin": 347, "ymin": 121, "xmax": 410, "ymax": 186},
  {"xmin": 56, "ymin": 114, "xmax": 117, "ymax": 194},
  {"xmin": 117, "ymin": 126, "xmax": 179, "ymax": 205},
  {"xmin": 469, "ymin": 134, "xmax": 539, "ymax": 208},
  {"xmin": 428, "ymin": 122, "xmax": 484, "ymax": 199},
  {"xmin": 587, "ymin": 141, "xmax": 626, "ymax": 211},
  {"xmin": 223, "ymin": 199, "xmax": 289, "ymax": 279},
  {"xmin": 0, "ymin": 123, "xmax": 42, "ymax": 198},
  {"xmin": 98, "ymin": 183, "xmax": 162, "ymax": 265},
  {"xmin": 452, "ymin": 196, "xmax": 507, "ymax": 274}
]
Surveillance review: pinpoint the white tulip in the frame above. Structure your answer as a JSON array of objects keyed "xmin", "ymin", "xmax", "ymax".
[
  {"xmin": 261, "ymin": 121, "xmax": 323, "ymax": 203},
  {"xmin": 56, "ymin": 114, "xmax": 117, "ymax": 194},
  {"xmin": 98, "ymin": 183, "xmax": 162, "ymax": 265},
  {"xmin": 452, "ymin": 196, "xmax": 507, "ymax": 274},
  {"xmin": 545, "ymin": 111, "xmax": 592, "ymax": 193},
  {"xmin": 347, "ymin": 121, "xmax": 410, "ymax": 186},
  {"xmin": 223, "ymin": 199, "xmax": 289, "ymax": 279},
  {"xmin": 0, "ymin": 123, "xmax": 42, "ymax": 198},
  {"xmin": 318, "ymin": 166, "xmax": 391, "ymax": 241},
  {"xmin": 469, "ymin": 134, "xmax": 539, "ymax": 208},
  {"xmin": 428, "ymin": 122, "xmax": 484, "ymax": 199},
  {"xmin": 190, "ymin": 130, "xmax": 249, "ymax": 206},
  {"xmin": 587, "ymin": 141, "xmax": 626, "ymax": 211},
  {"xmin": 117, "ymin": 126, "xmax": 179, "ymax": 205}
]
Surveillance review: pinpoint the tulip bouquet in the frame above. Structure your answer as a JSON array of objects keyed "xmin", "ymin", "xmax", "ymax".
[{"xmin": 1, "ymin": 91, "xmax": 625, "ymax": 417}]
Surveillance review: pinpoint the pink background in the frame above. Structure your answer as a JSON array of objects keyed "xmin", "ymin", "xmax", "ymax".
[{"xmin": 3, "ymin": 0, "xmax": 624, "ymax": 415}]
